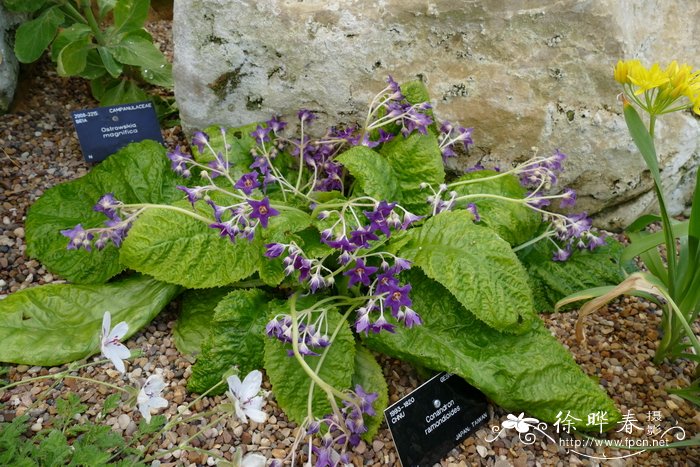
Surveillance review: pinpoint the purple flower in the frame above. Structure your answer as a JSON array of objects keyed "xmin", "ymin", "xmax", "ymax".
[
  {"xmin": 370, "ymin": 315, "xmax": 395, "ymax": 334},
  {"xmin": 250, "ymin": 125, "xmax": 271, "ymax": 143},
  {"xmin": 247, "ymin": 197, "xmax": 279, "ymax": 228},
  {"xmin": 265, "ymin": 243, "xmax": 285, "ymax": 258},
  {"xmin": 553, "ymin": 247, "xmax": 572, "ymax": 262},
  {"xmin": 235, "ymin": 172, "xmax": 261, "ymax": 195},
  {"xmin": 401, "ymin": 211, "xmax": 423, "ymax": 229},
  {"xmin": 210, "ymin": 221, "xmax": 239, "ymax": 242},
  {"xmin": 167, "ymin": 146, "xmax": 192, "ymax": 176},
  {"xmin": 344, "ymin": 258, "xmax": 378, "ymax": 287},
  {"xmin": 206, "ymin": 200, "xmax": 227, "ymax": 222},
  {"xmin": 384, "ymin": 283, "xmax": 412, "ymax": 315},
  {"xmin": 349, "ymin": 227, "xmax": 379, "ymax": 248},
  {"xmin": 353, "ymin": 385, "xmax": 379, "ymax": 416},
  {"xmin": 192, "ymin": 131, "xmax": 209, "ymax": 153},
  {"xmin": 266, "ymin": 115, "xmax": 287, "ymax": 134},
  {"xmin": 375, "ymin": 272, "xmax": 399, "ymax": 294},
  {"xmin": 385, "ymin": 75, "xmax": 403, "ymax": 100},
  {"xmin": 60, "ymin": 224, "xmax": 93, "ymax": 251},
  {"xmin": 93, "ymin": 193, "xmax": 120, "ymax": 220},
  {"xmin": 467, "ymin": 203, "xmax": 480, "ymax": 222},
  {"xmin": 364, "ymin": 202, "xmax": 396, "ymax": 236},
  {"xmin": 207, "ymin": 152, "xmax": 229, "ymax": 178},
  {"xmin": 560, "ymin": 188, "xmax": 577, "ymax": 208},
  {"xmin": 377, "ymin": 129, "xmax": 395, "ymax": 144},
  {"xmin": 176, "ymin": 185, "xmax": 206, "ymax": 207},
  {"xmin": 402, "ymin": 307, "xmax": 423, "ymax": 328},
  {"xmin": 297, "ymin": 109, "xmax": 317, "ymax": 124}
]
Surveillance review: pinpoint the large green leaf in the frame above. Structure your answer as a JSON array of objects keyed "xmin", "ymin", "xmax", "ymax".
[
  {"xmin": 92, "ymin": 76, "xmax": 149, "ymax": 105},
  {"xmin": 450, "ymin": 170, "xmax": 542, "ymax": 246},
  {"xmin": 110, "ymin": 33, "xmax": 168, "ymax": 68},
  {"xmin": 187, "ymin": 289, "xmax": 270, "ymax": 394},
  {"xmin": 351, "ymin": 345, "xmax": 388, "ymax": 441},
  {"xmin": 56, "ymin": 38, "xmax": 91, "ymax": 76},
  {"xmin": 51, "ymin": 24, "xmax": 92, "ymax": 62},
  {"xmin": 336, "ymin": 146, "xmax": 400, "ymax": 202},
  {"xmin": 113, "ymin": 0, "xmax": 149, "ymax": 34},
  {"xmin": 0, "ymin": 275, "xmax": 180, "ymax": 366},
  {"xmin": 400, "ymin": 210, "xmax": 535, "ymax": 333},
  {"xmin": 120, "ymin": 200, "xmax": 260, "ymax": 288},
  {"xmin": 172, "ymin": 287, "xmax": 232, "ymax": 356},
  {"xmin": 25, "ymin": 141, "xmax": 185, "ymax": 284},
  {"xmin": 518, "ymin": 237, "xmax": 629, "ymax": 312},
  {"xmin": 363, "ymin": 270, "xmax": 620, "ymax": 430},
  {"xmin": 264, "ymin": 298, "xmax": 355, "ymax": 424},
  {"xmin": 379, "ymin": 132, "xmax": 444, "ymax": 214},
  {"xmin": 14, "ymin": 6, "xmax": 64, "ymax": 63}
]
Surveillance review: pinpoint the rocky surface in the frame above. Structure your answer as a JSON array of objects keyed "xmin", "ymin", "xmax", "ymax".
[
  {"xmin": 173, "ymin": 0, "xmax": 700, "ymax": 230},
  {"xmin": 0, "ymin": 4, "xmax": 25, "ymax": 113},
  {"xmin": 1, "ymin": 14, "xmax": 700, "ymax": 467}
]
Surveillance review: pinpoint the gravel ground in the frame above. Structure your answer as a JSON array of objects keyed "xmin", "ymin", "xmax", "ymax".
[{"xmin": 1, "ymin": 18, "xmax": 700, "ymax": 467}]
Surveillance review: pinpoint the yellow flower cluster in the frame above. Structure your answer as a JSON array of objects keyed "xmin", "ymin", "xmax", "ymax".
[{"xmin": 614, "ymin": 59, "xmax": 700, "ymax": 116}]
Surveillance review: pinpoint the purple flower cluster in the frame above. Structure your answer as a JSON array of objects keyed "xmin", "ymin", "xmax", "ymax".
[
  {"xmin": 265, "ymin": 314, "xmax": 331, "ymax": 357},
  {"xmin": 366, "ymin": 76, "xmax": 434, "ymax": 137},
  {"xmin": 208, "ymin": 196, "xmax": 280, "ymax": 242},
  {"xmin": 275, "ymin": 385, "xmax": 378, "ymax": 467},
  {"xmin": 438, "ymin": 120, "xmax": 474, "ymax": 161},
  {"xmin": 61, "ymin": 193, "xmax": 132, "ymax": 251},
  {"xmin": 166, "ymin": 146, "xmax": 193, "ymax": 178},
  {"xmin": 548, "ymin": 212, "xmax": 606, "ymax": 261},
  {"xmin": 518, "ymin": 150, "xmax": 568, "ymax": 208}
]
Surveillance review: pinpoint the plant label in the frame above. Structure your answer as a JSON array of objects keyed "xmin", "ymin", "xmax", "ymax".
[
  {"xmin": 384, "ymin": 372, "xmax": 488, "ymax": 466},
  {"xmin": 71, "ymin": 101, "xmax": 163, "ymax": 163}
]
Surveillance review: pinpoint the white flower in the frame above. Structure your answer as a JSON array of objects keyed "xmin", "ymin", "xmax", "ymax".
[
  {"xmin": 100, "ymin": 311, "xmax": 130, "ymax": 374},
  {"xmin": 226, "ymin": 370, "xmax": 267, "ymax": 424},
  {"xmin": 138, "ymin": 373, "xmax": 168, "ymax": 423}
]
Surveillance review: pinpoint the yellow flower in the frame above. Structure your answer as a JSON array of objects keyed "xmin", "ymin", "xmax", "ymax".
[
  {"xmin": 615, "ymin": 59, "xmax": 700, "ymax": 116},
  {"xmin": 628, "ymin": 63, "xmax": 669, "ymax": 95}
]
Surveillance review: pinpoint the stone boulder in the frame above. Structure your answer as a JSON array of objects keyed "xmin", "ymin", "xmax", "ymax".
[
  {"xmin": 0, "ymin": 5, "xmax": 24, "ymax": 113},
  {"xmin": 173, "ymin": 0, "xmax": 700, "ymax": 229}
]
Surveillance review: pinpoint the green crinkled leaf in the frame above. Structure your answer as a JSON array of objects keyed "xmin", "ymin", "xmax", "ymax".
[
  {"xmin": 451, "ymin": 170, "xmax": 542, "ymax": 246},
  {"xmin": 0, "ymin": 274, "xmax": 180, "ymax": 366},
  {"xmin": 14, "ymin": 6, "xmax": 64, "ymax": 63},
  {"xmin": 172, "ymin": 287, "xmax": 232, "ymax": 356},
  {"xmin": 264, "ymin": 298, "xmax": 355, "ymax": 423},
  {"xmin": 380, "ymin": 132, "xmax": 444, "ymax": 214},
  {"xmin": 518, "ymin": 237, "xmax": 628, "ymax": 312},
  {"xmin": 187, "ymin": 289, "xmax": 271, "ymax": 394},
  {"xmin": 400, "ymin": 210, "xmax": 535, "ymax": 333},
  {"xmin": 120, "ymin": 200, "xmax": 260, "ymax": 288},
  {"xmin": 363, "ymin": 270, "xmax": 620, "ymax": 430},
  {"xmin": 351, "ymin": 345, "xmax": 388, "ymax": 441},
  {"xmin": 25, "ymin": 140, "xmax": 185, "ymax": 284},
  {"xmin": 336, "ymin": 146, "xmax": 400, "ymax": 202}
]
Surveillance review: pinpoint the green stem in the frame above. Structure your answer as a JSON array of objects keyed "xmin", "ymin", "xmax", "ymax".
[
  {"xmin": 512, "ymin": 227, "xmax": 554, "ymax": 253},
  {"xmin": 143, "ymin": 413, "xmax": 228, "ymax": 462},
  {"xmin": 80, "ymin": 1, "xmax": 106, "ymax": 44},
  {"xmin": 126, "ymin": 203, "xmax": 213, "ymax": 224},
  {"xmin": 288, "ymin": 294, "xmax": 348, "ymax": 402},
  {"xmin": 57, "ymin": 1, "xmax": 88, "ymax": 26}
]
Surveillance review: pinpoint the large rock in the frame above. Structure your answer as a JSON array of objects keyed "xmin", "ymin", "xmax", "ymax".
[
  {"xmin": 0, "ymin": 5, "xmax": 24, "ymax": 113},
  {"xmin": 173, "ymin": 0, "xmax": 700, "ymax": 229}
]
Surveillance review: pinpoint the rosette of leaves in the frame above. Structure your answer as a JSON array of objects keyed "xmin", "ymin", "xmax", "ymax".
[{"xmin": 3, "ymin": 0, "xmax": 173, "ymax": 116}]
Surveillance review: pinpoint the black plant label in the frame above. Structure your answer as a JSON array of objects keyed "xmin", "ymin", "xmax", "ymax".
[
  {"xmin": 384, "ymin": 372, "xmax": 489, "ymax": 466},
  {"xmin": 71, "ymin": 101, "xmax": 163, "ymax": 163}
]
